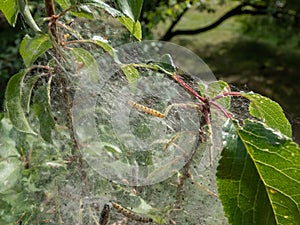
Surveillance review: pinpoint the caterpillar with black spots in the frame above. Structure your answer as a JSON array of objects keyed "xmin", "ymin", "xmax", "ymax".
[
  {"xmin": 111, "ymin": 201, "xmax": 153, "ymax": 223},
  {"xmin": 128, "ymin": 100, "xmax": 165, "ymax": 118}
]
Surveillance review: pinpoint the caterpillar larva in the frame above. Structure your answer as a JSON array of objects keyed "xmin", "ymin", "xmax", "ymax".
[
  {"xmin": 99, "ymin": 203, "xmax": 111, "ymax": 225},
  {"xmin": 111, "ymin": 201, "xmax": 153, "ymax": 223},
  {"xmin": 128, "ymin": 100, "xmax": 165, "ymax": 118}
]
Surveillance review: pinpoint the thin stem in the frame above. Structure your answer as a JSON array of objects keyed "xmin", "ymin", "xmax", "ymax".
[
  {"xmin": 26, "ymin": 65, "xmax": 52, "ymax": 73},
  {"xmin": 129, "ymin": 62, "xmax": 173, "ymax": 73},
  {"xmin": 175, "ymin": 130, "xmax": 201, "ymax": 209},
  {"xmin": 44, "ymin": 0, "xmax": 87, "ymax": 195},
  {"xmin": 211, "ymin": 91, "xmax": 242, "ymax": 101},
  {"xmin": 172, "ymin": 74, "xmax": 205, "ymax": 103},
  {"xmin": 56, "ymin": 6, "xmax": 76, "ymax": 18},
  {"xmin": 161, "ymin": 4, "xmax": 190, "ymax": 41},
  {"xmin": 45, "ymin": 0, "xmax": 58, "ymax": 40},
  {"xmin": 175, "ymin": 106, "xmax": 207, "ymax": 209},
  {"xmin": 190, "ymin": 177, "xmax": 218, "ymax": 198},
  {"xmin": 210, "ymin": 101, "xmax": 232, "ymax": 119}
]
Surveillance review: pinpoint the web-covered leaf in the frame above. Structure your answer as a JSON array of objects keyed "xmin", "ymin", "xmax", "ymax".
[
  {"xmin": 70, "ymin": 47, "xmax": 99, "ymax": 81},
  {"xmin": 20, "ymin": 34, "xmax": 52, "ymax": 67},
  {"xmin": 217, "ymin": 119, "xmax": 300, "ymax": 225},
  {"xmin": 198, "ymin": 80, "xmax": 231, "ymax": 109},
  {"xmin": 56, "ymin": 0, "xmax": 95, "ymax": 19},
  {"xmin": 121, "ymin": 64, "xmax": 139, "ymax": 91},
  {"xmin": 0, "ymin": 118, "xmax": 21, "ymax": 194},
  {"xmin": 22, "ymin": 75, "xmax": 41, "ymax": 113},
  {"xmin": 17, "ymin": 0, "xmax": 41, "ymax": 32},
  {"xmin": 5, "ymin": 70, "xmax": 36, "ymax": 134},
  {"xmin": 57, "ymin": 0, "xmax": 123, "ymax": 18},
  {"xmin": 147, "ymin": 53, "xmax": 176, "ymax": 74},
  {"xmin": 33, "ymin": 81, "xmax": 55, "ymax": 143},
  {"xmin": 242, "ymin": 92, "xmax": 292, "ymax": 138},
  {"xmin": 91, "ymin": 36, "xmax": 115, "ymax": 56}
]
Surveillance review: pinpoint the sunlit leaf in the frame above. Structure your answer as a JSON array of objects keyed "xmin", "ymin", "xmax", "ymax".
[
  {"xmin": 5, "ymin": 70, "xmax": 36, "ymax": 134},
  {"xmin": 33, "ymin": 82, "xmax": 55, "ymax": 143},
  {"xmin": 242, "ymin": 92, "xmax": 292, "ymax": 138},
  {"xmin": 118, "ymin": 16, "xmax": 142, "ymax": 41},
  {"xmin": 217, "ymin": 119, "xmax": 300, "ymax": 225},
  {"xmin": 0, "ymin": 0, "xmax": 19, "ymax": 26},
  {"xmin": 20, "ymin": 34, "xmax": 52, "ymax": 67},
  {"xmin": 117, "ymin": 0, "xmax": 143, "ymax": 22}
]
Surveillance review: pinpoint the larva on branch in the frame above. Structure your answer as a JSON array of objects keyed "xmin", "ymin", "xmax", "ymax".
[{"xmin": 111, "ymin": 201, "xmax": 153, "ymax": 223}]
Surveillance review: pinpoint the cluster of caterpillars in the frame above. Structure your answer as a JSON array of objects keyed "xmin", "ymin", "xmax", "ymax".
[{"xmin": 99, "ymin": 201, "xmax": 153, "ymax": 225}]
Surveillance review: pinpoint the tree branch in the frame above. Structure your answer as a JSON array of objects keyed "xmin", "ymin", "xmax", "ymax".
[
  {"xmin": 162, "ymin": 5, "xmax": 190, "ymax": 42},
  {"xmin": 160, "ymin": 3, "xmax": 268, "ymax": 41},
  {"xmin": 45, "ymin": 0, "xmax": 57, "ymax": 40}
]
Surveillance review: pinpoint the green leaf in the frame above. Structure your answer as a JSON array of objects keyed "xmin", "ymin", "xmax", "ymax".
[
  {"xmin": 242, "ymin": 92, "xmax": 292, "ymax": 138},
  {"xmin": 117, "ymin": 0, "xmax": 143, "ymax": 22},
  {"xmin": 33, "ymin": 82, "xmax": 55, "ymax": 143},
  {"xmin": 70, "ymin": 5, "xmax": 95, "ymax": 19},
  {"xmin": 91, "ymin": 36, "xmax": 114, "ymax": 56},
  {"xmin": 20, "ymin": 34, "xmax": 52, "ymax": 67},
  {"xmin": 218, "ymin": 119, "xmax": 300, "ymax": 225},
  {"xmin": 121, "ymin": 65, "xmax": 140, "ymax": 92},
  {"xmin": 89, "ymin": 0, "xmax": 123, "ymax": 17},
  {"xmin": 146, "ymin": 55, "xmax": 176, "ymax": 75},
  {"xmin": 0, "ymin": 0, "xmax": 19, "ymax": 26},
  {"xmin": 56, "ymin": 0, "xmax": 70, "ymax": 9},
  {"xmin": 5, "ymin": 70, "xmax": 36, "ymax": 134},
  {"xmin": 21, "ymin": 75, "xmax": 41, "ymax": 113},
  {"xmin": 56, "ymin": 0, "xmax": 95, "ymax": 19},
  {"xmin": 70, "ymin": 48, "xmax": 99, "ymax": 82},
  {"xmin": 121, "ymin": 64, "xmax": 139, "ymax": 91},
  {"xmin": 56, "ymin": 0, "xmax": 123, "ymax": 18},
  {"xmin": 157, "ymin": 54, "xmax": 176, "ymax": 73},
  {"xmin": 17, "ymin": 0, "xmax": 41, "ymax": 32},
  {"xmin": 118, "ymin": 16, "xmax": 142, "ymax": 41}
]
